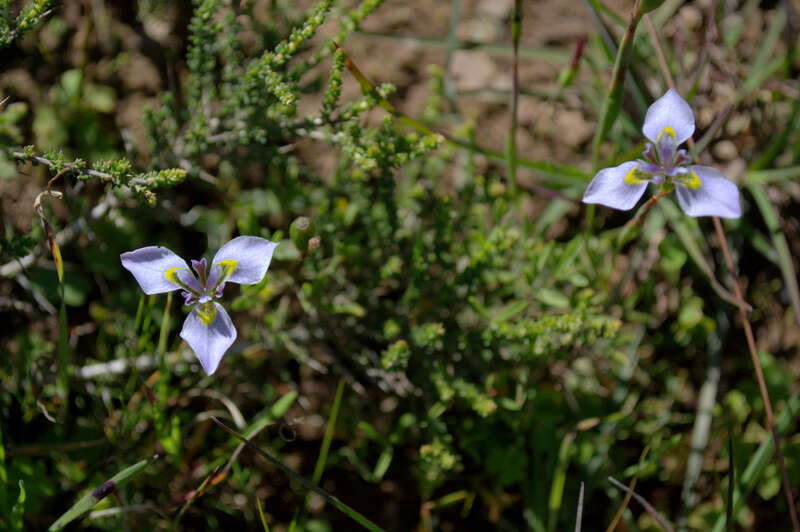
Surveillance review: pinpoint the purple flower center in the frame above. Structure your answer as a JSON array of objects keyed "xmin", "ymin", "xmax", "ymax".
[
  {"xmin": 628, "ymin": 127, "xmax": 698, "ymax": 189},
  {"xmin": 180, "ymin": 258, "xmax": 230, "ymax": 306}
]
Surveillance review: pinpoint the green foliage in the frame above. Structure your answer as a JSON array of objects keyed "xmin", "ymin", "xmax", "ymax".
[
  {"xmin": 8, "ymin": 149, "xmax": 186, "ymax": 204},
  {"xmin": 0, "ymin": 233, "xmax": 35, "ymax": 259},
  {"xmin": 0, "ymin": 0, "xmax": 51, "ymax": 47},
  {"xmin": 10, "ymin": 480, "xmax": 25, "ymax": 532},
  {"xmin": 48, "ymin": 455, "xmax": 158, "ymax": 531},
  {"xmin": 2, "ymin": 0, "xmax": 800, "ymax": 530}
]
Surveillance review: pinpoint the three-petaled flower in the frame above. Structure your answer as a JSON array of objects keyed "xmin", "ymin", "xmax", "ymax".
[
  {"xmin": 583, "ymin": 89, "xmax": 741, "ymax": 218},
  {"xmin": 121, "ymin": 236, "xmax": 277, "ymax": 375}
]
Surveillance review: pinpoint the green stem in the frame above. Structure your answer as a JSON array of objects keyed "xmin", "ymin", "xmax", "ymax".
[
  {"xmin": 213, "ymin": 417, "xmax": 384, "ymax": 532},
  {"xmin": 337, "ymin": 44, "xmax": 588, "ymax": 190},
  {"xmin": 711, "ymin": 218, "xmax": 800, "ymax": 532},
  {"xmin": 57, "ymin": 283, "xmax": 69, "ymax": 403},
  {"xmin": 290, "ymin": 379, "xmax": 346, "ymax": 531},
  {"xmin": 442, "ymin": 0, "xmax": 462, "ymax": 113},
  {"xmin": 157, "ymin": 292, "xmax": 173, "ymax": 356},
  {"xmin": 312, "ymin": 378, "xmax": 345, "ymax": 484},
  {"xmin": 506, "ymin": 0, "xmax": 522, "ymax": 196},
  {"xmin": 591, "ymin": 0, "xmax": 644, "ymax": 171}
]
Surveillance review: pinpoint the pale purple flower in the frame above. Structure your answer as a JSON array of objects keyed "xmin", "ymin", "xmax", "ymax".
[
  {"xmin": 583, "ymin": 89, "xmax": 741, "ymax": 218},
  {"xmin": 121, "ymin": 236, "xmax": 278, "ymax": 375}
]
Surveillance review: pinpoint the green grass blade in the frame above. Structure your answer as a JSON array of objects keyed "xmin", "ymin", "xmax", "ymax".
[
  {"xmin": 170, "ymin": 467, "xmax": 219, "ymax": 531},
  {"xmin": 689, "ymin": 105, "xmax": 732, "ymax": 160},
  {"xmin": 290, "ymin": 379, "xmax": 346, "ymax": 531},
  {"xmin": 157, "ymin": 291, "xmax": 172, "ymax": 355},
  {"xmin": 354, "ymin": 31, "xmax": 569, "ymax": 62},
  {"xmin": 722, "ymin": 0, "xmax": 759, "ymax": 49},
  {"xmin": 0, "ymin": 421, "xmax": 6, "ymax": 511},
  {"xmin": 257, "ymin": 497, "xmax": 271, "ymax": 531},
  {"xmin": 726, "ymin": 436, "xmax": 734, "ymax": 532},
  {"xmin": 580, "ymin": 0, "xmax": 649, "ymax": 114},
  {"xmin": 212, "ymin": 417, "xmax": 385, "ymax": 532},
  {"xmin": 337, "ymin": 43, "xmax": 588, "ymax": 188},
  {"xmin": 711, "ymin": 395, "xmax": 800, "ymax": 532},
  {"xmin": 506, "ymin": 0, "xmax": 522, "ymax": 196},
  {"xmin": 659, "ymin": 200, "xmax": 748, "ymax": 310},
  {"xmin": 750, "ymin": 101, "xmax": 799, "ymax": 171},
  {"xmin": 57, "ymin": 292, "xmax": 69, "ymax": 401},
  {"xmin": 748, "ymin": 166, "xmax": 800, "ymax": 185},
  {"xmin": 11, "ymin": 480, "xmax": 25, "ymax": 532},
  {"xmin": 547, "ymin": 433, "xmax": 575, "ymax": 532},
  {"xmin": 606, "ymin": 446, "xmax": 649, "ymax": 532},
  {"xmin": 269, "ymin": 390, "xmax": 298, "ymax": 422},
  {"xmin": 133, "ymin": 294, "xmax": 145, "ymax": 335},
  {"xmin": 747, "ymin": 183, "xmax": 800, "ymax": 323},
  {"xmin": 312, "ymin": 378, "xmax": 345, "ymax": 484},
  {"xmin": 590, "ymin": 2, "xmax": 644, "ymax": 169},
  {"xmin": 139, "ymin": 295, "xmax": 157, "ymax": 350},
  {"xmin": 48, "ymin": 454, "xmax": 159, "ymax": 531},
  {"xmin": 580, "ymin": 0, "xmax": 615, "ymax": 60},
  {"xmin": 441, "ymin": 0, "xmax": 462, "ymax": 113},
  {"xmin": 608, "ymin": 476, "xmax": 674, "ymax": 532},
  {"xmin": 741, "ymin": 8, "xmax": 786, "ymax": 95}
]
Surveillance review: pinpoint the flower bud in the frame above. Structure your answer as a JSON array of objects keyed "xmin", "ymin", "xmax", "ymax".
[{"xmin": 290, "ymin": 216, "xmax": 316, "ymax": 251}]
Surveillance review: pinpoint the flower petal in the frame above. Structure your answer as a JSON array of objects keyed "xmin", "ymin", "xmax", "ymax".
[
  {"xmin": 120, "ymin": 246, "xmax": 197, "ymax": 295},
  {"xmin": 675, "ymin": 166, "xmax": 741, "ymax": 218},
  {"xmin": 642, "ymin": 89, "xmax": 695, "ymax": 145},
  {"xmin": 210, "ymin": 236, "xmax": 278, "ymax": 286},
  {"xmin": 582, "ymin": 161, "xmax": 649, "ymax": 210},
  {"xmin": 180, "ymin": 302, "xmax": 237, "ymax": 375}
]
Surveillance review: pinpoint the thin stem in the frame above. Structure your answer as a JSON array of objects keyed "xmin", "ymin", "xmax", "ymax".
[
  {"xmin": 591, "ymin": 0, "xmax": 644, "ymax": 170},
  {"xmin": 726, "ymin": 435, "xmax": 734, "ymax": 532},
  {"xmin": 354, "ymin": 30, "xmax": 569, "ymax": 61},
  {"xmin": 574, "ymin": 482, "xmax": 584, "ymax": 532},
  {"xmin": 290, "ymin": 378, "xmax": 346, "ymax": 531},
  {"xmin": 626, "ymin": 185, "xmax": 671, "ymax": 226},
  {"xmin": 646, "ymin": 13, "xmax": 800, "ymax": 529},
  {"xmin": 606, "ymin": 448, "xmax": 649, "ymax": 532},
  {"xmin": 586, "ymin": 0, "xmax": 644, "ymax": 235},
  {"xmin": 644, "ymin": 14, "xmax": 674, "ymax": 89},
  {"xmin": 608, "ymin": 477, "xmax": 674, "ymax": 532},
  {"xmin": 212, "ymin": 417, "xmax": 385, "ymax": 532},
  {"xmin": 507, "ymin": 0, "xmax": 522, "ymax": 196},
  {"xmin": 311, "ymin": 378, "xmax": 345, "ymax": 484},
  {"xmin": 686, "ymin": 0, "xmax": 718, "ymax": 99},
  {"xmin": 442, "ymin": 0, "xmax": 462, "ymax": 114},
  {"xmin": 712, "ymin": 217, "xmax": 800, "ymax": 532},
  {"xmin": 613, "ymin": 186, "xmax": 672, "ymax": 255},
  {"xmin": 335, "ymin": 44, "xmax": 584, "ymax": 200}
]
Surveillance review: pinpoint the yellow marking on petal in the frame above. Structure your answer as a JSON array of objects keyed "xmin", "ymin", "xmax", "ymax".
[
  {"xmin": 624, "ymin": 167, "xmax": 643, "ymax": 185},
  {"xmin": 165, "ymin": 266, "xmax": 199, "ymax": 294},
  {"xmin": 683, "ymin": 170, "xmax": 702, "ymax": 189},
  {"xmin": 216, "ymin": 259, "xmax": 238, "ymax": 281},
  {"xmin": 657, "ymin": 125, "xmax": 677, "ymax": 143},
  {"xmin": 197, "ymin": 302, "xmax": 217, "ymax": 326},
  {"xmin": 165, "ymin": 266, "xmax": 185, "ymax": 286}
]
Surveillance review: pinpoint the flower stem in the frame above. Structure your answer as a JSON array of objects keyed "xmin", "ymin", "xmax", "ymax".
[
  {"xmin": 616, "ymin": 186, "xmax": 671, "ymax": 249},
  {"xmin": 645, "ymin": 15, "xmax": 799, "ymax": 528},
  {"xmin": 712, "ymin": 216, "xmax": 800, "ymax": 532}
]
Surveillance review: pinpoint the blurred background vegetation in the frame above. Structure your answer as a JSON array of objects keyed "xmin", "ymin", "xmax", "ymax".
[{"xmin": 1, "ymin": 0, "xmax": 800, "ymax": 530}]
